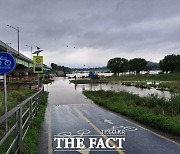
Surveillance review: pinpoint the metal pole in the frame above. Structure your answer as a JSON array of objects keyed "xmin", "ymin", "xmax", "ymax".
[
  {"xmin": 7, "ymin": 25, "xmax": 20, "ymax": 56},
  {"xmin": 17, "ymin": 27, "xmax": 20, "ymax": 56},
  {"xmin": 37, "ymin": 53, "xmax": 40, "ymax": 87},
  {"xmin": 4, "ymin": 73, "xmax": 8, "ymax": 133},
  {"xmin": 26, "ymin": 45, "xmax": 33, "ymax": 59},
  {"xmin": 18, "ymin": 107, "xmax": 22, "ymax": 154},
  {"xmin": 31, "ymin": 46, "xmax": 32, "ymax": 59},
  {"xmin": 38, "ymin": 73, "xmax": 40, "ymax": 87}
]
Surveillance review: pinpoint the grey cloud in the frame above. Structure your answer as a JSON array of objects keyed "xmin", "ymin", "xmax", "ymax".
[{"xmin": 0, "ymin": 0, "xmax": 180, "ymax": 67}]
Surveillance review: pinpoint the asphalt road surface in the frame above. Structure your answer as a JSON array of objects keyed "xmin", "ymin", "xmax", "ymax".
[{"xmin": 38, "ymin": 78, "xmax": 180, "ymax": 154}]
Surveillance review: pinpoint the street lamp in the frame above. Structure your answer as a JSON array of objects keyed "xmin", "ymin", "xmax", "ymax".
[
  {"xmin": 5, "ymin": 43, "xmax": 11, "ymax": 53},
  {"xmin": 7, "ymin": 25, "xmax": 20, "ymax": 56},
  {"xmin": 26, "ymin": 45, "xmax": 33, "ymax": 59}
]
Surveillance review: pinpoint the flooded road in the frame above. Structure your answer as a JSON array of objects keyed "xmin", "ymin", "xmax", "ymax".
[
  {"xmin": 46, "ymin": 78, "xmax": 91, "ymax": 105},
  {"xmin": 38, "ymin": 78, "xmax": 179, "ymax": 154}
]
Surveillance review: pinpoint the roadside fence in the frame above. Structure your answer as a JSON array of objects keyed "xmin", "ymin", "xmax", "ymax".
[{"xmin": 0, "ymin": 87, "xmax": 44, "ymax": 154}]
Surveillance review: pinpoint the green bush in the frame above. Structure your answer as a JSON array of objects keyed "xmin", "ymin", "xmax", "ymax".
[{"xmin": 84, "ymin": 90, "xmax": 180, "ymax": 136}]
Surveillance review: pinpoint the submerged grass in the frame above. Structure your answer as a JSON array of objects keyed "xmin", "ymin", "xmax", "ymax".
[
  {"xmin": 83, "ymin": 90, "xmax": 180, "ymax": 136},
  {"xmin": 106, "ymin": 73, "xmax": 180, "ymax": 92}
]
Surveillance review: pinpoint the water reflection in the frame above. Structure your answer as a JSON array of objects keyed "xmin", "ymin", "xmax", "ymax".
[
  {"xmin": 73, "ymin": 82, "xmax": 171, "ymax": 99},
  {"xmin": 44, "ymin": 77, "xmax": 92, "ymax": 105},
  {"xmin": 45, "ymin": 77, "xmax": 171, "ymax": 105}
]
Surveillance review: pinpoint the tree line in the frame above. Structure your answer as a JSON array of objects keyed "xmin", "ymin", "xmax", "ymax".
[
  {"xmin": 159, "ymin": 54, "xmax": 180, "ymax": 73},
  {"xmin": 50, "ymin": 63, "xmax": 71, "ymax": 73},
  {"xmin": 107, "ymin": 54, "xmax": 180, "ymax": 75}
]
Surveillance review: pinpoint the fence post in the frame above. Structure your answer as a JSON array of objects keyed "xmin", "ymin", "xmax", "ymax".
[
  {"xmin": 30, "ymin": 98, "xmax": 33, "ymax": 126},
  {"xmin": 18, "ymin": 107, "xmax": 23, "ymax": 154},
  {"xmin": 37, "ymin": 92, "xmax": 41, "ymax": 112},
  {"xmin": 16, "ymin": 110, "xmax": 19, "ymax": 151}
]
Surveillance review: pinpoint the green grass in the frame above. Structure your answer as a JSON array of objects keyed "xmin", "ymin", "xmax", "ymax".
[
  {"xmin": 22, "ymin": 92, "xmax": 49, "ymax": 154},
  {"xmin": 83, "ymin": 90, "xmax": 180, "ymax": 136},
  {"xmin": 106, "ymin": 73, "xmax": 180, "ymax": 82},
  {"xmin": 0, "ymin": 90, "xmax": 48, "ymax": 154},
  {"xmin": 0, "ymin": 89, "xmax": 35, "ymax": 116},
  {"xmin": 121, "ymin": 81, "xmax": 180, "ymax": 92},
  {"xmin": 106, "ymin": 73, "xmax": 180, "ymax": 92}
]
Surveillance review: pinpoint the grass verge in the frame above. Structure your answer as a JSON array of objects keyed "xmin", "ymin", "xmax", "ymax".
[
  {"xmin": 83, "ymin": 90, "xmax": 180, "ymax": 136},
  {"xmin": 0, "ymin": 89, "xmax": 35, "ymax": 116},
  {"xmin": 22, "ymin": 91, "xmax": 49, "ymax": 154},
  {"xmin": 106, "ymin": 73, "xmax": 180, "ymax": 82}
]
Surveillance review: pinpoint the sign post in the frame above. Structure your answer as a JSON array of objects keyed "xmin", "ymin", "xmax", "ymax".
[
  {"xmin": 33, "ymin": 56, "xmax": 44, "ymax": 86},
  {"xmin": 3, "ymin": 73, "xmax": 7, "ymax": 132},
  {"xmin": 0, "ymin": 52, "xmax": 16, "ymax": 132}
]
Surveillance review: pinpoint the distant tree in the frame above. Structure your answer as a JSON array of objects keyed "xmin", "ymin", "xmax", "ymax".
[
  {"xmin": 107, "ymin": 57, "xmax": 128, "ymax": 75},
  {"xmin": 50, "ymin": 63, "xmax": 71, "ymax": 73},
  {"xmin": 51, "ymin": 63, "xmax": 58, "ymax": 69},
  {"xmin": 159, "ymin": 54, "xmax": 180, "ymax": 73},
  {"xmin": 129, "ymin": 58, "xmax": 147, "ymax": 74}
]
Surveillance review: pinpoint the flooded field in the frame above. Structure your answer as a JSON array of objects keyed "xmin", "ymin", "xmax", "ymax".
[
  {"xmin": 45, "ymin": 77, "xmax": 171, "ymax": 99},
  {"xmin": 72, "ymin": 82, "xmax": 171, "ymax": 99}
]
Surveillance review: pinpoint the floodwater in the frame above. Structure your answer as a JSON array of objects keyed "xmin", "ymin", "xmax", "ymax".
[
  {"xmin": 45, "ymin": 77, "xmax": 171, "ymax": 100},
  {"xmin": 72, "ymin": 82, "xmax": 171, "ymax": 99},
  {"xmin": 39, "ymin": 77, "xmax": 179, "ymax": 154},
  {"xmin": 45, "ymin": 77, "xmax": 92, "ymax": 105},
  {"xmin": 66, "ymin": 70, "xmax": 160, "ymax": 78}
]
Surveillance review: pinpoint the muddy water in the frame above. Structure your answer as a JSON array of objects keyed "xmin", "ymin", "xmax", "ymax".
[{"xmin": 45, "ymin": 77, "xmax": 171, "ymax": 100}]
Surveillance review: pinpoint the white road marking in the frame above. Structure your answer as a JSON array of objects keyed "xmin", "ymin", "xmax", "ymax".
[
  {"xmin": 104, "ymin": 119, "xmax": 114, "ymax": 125},
  {"xmin": 77, "ymin": 144, "xmax": 91, "ymax": 154}
]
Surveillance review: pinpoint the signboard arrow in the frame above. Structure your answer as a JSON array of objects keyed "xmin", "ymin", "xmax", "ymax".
[
  {"xmin": 77, "ymin": 144, "xmax": 91, "ymax": 154},
  {"xmin": 104, "ymin": 119, "xmax": 114, "ymax": 125}
]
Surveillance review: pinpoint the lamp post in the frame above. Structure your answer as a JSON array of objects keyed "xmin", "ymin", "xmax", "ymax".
[
  {"xmin": 5, "ymin": 43, "xmax": 11, "ymax": 53},
  {"xmin": 26, "ymin": 45, "xmax": 33, "ymax": 59},
  {"xmin": 7, "ymin": 25, "xmax": 20, "ymax": 56}
]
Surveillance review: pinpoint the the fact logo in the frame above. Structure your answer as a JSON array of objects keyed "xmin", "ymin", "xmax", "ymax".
[{"xmin": 53, "ymin": 126, "xmax": 137, "ymax": 152}]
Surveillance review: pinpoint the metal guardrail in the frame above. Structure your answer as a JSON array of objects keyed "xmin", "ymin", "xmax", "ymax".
[{"xmin": 0, "ymin": 87, "xmax": 44, "ymax": 154}]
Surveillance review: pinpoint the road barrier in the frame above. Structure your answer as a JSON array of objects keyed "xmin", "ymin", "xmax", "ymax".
[{"xmin": 0, "ymin": 87, "xmax": 44, "ymax": 154}]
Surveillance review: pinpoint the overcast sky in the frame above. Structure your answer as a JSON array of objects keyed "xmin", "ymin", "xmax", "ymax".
[{"xmin": 0, "ymin": 0, "xmax": 180, "ymax": 67}]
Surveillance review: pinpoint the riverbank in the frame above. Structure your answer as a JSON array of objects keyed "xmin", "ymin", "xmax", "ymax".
[
  {"xmin": 106, "ymin": 73, "xmax": 180, "ymax": 92},
  {"xmin": 83, "ymin": 90, "xmax": 180, "ymax": 136},
  {"xmin": 106, "ymin": 73, "xmax": 180, "ymax": 81},
  {"xmin": 70, "ymin": 79, "xmax": 108, "ymax": 84}
]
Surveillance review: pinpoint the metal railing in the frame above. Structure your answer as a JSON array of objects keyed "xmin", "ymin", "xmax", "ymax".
[{"xmin": 0, "ymin": 87, "xmax": 44, "ymax": 154}]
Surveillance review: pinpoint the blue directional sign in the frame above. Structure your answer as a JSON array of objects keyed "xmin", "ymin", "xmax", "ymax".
[{"xmin": 0, "ymin": 52, "xmax": 16, "ymax": 74}]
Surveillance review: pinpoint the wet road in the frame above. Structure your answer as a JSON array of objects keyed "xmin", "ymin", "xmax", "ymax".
[{"xmin": 38, "ymin": 78, "xmax": 180, "ymax": 154}]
